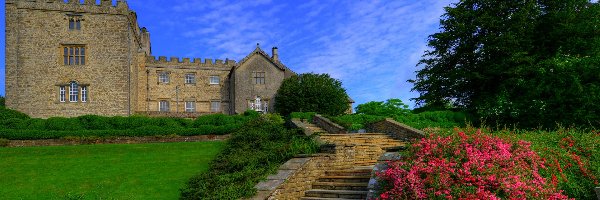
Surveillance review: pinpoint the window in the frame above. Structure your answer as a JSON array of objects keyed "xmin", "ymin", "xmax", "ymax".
[
  {"xmin": 159, "ymin": 100, "xmax": 170, "ymax": 112},
  {"xmin": 185, "ymin": 74, "xmax": 195, "ymax": 84},
  {"xmin": 63, "ymin": 46, "xmax": 86, "ymax": 65},
  {"xmin": 69, "ymin": 82, "xmax": 79, "ymax": 102},
  {"xmin": 81, "ymin": 86, "xmax": 87, "ymax": 102},
  {"xmin": 59, "ymin": 86, "xmax": 66, "ymax": 102},
  {"xmin": 252, "ymin": 72, "xmax": 265, "ymax": 84},
  {"xmin": 69, "ymin": 17, "xmax": 81, "ymax": 30},
  {"xmin": 210, "ymin": 101, "xmax": 221, "ymax": 113},
  {"xmin": 209, "ymin": 76, "xmax": 220, "ymax": 85},
  {"xmin": 185, "ymin": 101, "xmax": 195, "ymax": 113},
  {"xmin": 158, "ymin": 72, "xmax": 169, "ymax": 83}
]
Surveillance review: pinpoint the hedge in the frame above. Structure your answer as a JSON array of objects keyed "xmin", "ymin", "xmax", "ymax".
[{"xmin": 0, "ymin": 124, "xmax": 239, "ymax": 140}]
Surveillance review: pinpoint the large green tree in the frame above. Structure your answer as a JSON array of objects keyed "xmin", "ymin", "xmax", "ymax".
[
  {"xmin": 274, "ymin": 73, "xmax": 350, "ymax": 116},
  {"xmin": 411, "ymin": 0, "xmax": 600, "ymax": 128}
]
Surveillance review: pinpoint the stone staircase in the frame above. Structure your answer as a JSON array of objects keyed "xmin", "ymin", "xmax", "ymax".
[
  {"xmin": 256, "ymin": 117, "xmax": 419, "ymax": 200},
  {"xmin": 300, "ymin": 167, "xmax": 372, "ymax": 200},
  {"xmin": 299, "ymin": 130, "xmax": 405, "ymax": 199}
]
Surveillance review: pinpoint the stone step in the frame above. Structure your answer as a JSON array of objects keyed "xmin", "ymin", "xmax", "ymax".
[
  {"xmin": 305, "ymin": 189, "xmax": 368, "ymax": 199},
  {"xmin": 325, "ymin": 169, "xmax": 372, "ymax": 176},
  {"xmin": 300, "ymin": 197, "xmax": 363, "ymax": 200},
  {"xmin": 318, "ymin": 176, "xmax": 371, "ymax": 183},
  {"xmin": 312, "ymin": 182, "xmax": 368, "ymax": 190}
]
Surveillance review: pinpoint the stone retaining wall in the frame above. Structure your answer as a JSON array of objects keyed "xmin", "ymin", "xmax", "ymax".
[
  {"xmin": 313, "ymin": 114, "xmax": 347, "ymax": 134},
  {"xmin": 367, "ymin": 118, "xmax": 425, "ymax": 140},
  {"xmin": 251, "ymin": 143, "xmax": 357, "ymax": 200},
  {"xmin": 319, "ymin": 133, "xmax": 405, "ymax": 166},
  {"xmin": 6, "ymin": 135, "xmax": 229, "ymax": 147}
]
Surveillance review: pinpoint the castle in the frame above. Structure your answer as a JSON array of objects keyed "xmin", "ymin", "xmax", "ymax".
[{"xmin": 5, "ymin": 0, "xmax": 296, "ymax": 118}]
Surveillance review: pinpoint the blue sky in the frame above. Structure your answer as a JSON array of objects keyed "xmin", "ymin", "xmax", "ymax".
[{"xmin": 0, "ymin": 0, "xmax": 455, "ymax": 108}]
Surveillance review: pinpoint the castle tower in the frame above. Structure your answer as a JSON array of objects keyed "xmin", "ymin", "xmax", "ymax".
[{"xmin": 5, "ymin": 0, "xmax": 146, "ymax": 118}]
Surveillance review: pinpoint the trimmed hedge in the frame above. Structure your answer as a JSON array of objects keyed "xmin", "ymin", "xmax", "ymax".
[
  {"xmin": 0, "ymin": 124, "xmax": 240, "ymax": 140},
  {"xmin": 0, "ymin": 108, "xmax": 258, "ymax": 140},
  {"xmin": 328, "ymin": 111, "xmax": 472, "ymax": 131}
]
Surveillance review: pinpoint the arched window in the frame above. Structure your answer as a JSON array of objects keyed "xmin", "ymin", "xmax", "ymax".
[{"xmin": 69, "ymin": 81, "xmax": 79, "ymax": 102}]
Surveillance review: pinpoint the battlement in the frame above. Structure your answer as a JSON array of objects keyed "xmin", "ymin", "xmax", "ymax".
[
  {"xmin": 145, "ymin": 56, "xmax": 237, "ymax": 69},
  {"xmin": 6, "ymin": 0, "xmax": 131, "ymax": 15}
]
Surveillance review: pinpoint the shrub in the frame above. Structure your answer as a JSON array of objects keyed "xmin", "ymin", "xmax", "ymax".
[
  {"xmin": 45, "ymin": 117, "xmax": 84, "ymax": 131},
  {"xmin": 77, "ymin": 115, "xmax": 112, "ymax": 130},
  {"xmin": 493, "ymin": 128, "xmax": 600, "ymax": 199},
  {"xmin": 290, "ymin": 112, "xmax": 316, "ymax": 121},
  {"xmin": 376, "ymin": 128, "xmax": 569, "ymax": 199},
  {"xmin": 355, "ymin": 98, "xmax": 411, "ymax": 116},
  {"xmin": 0, "ymin": 106, "xmax": 29, "ymax": 121},
  {"xmin": 329, "ymin": 114, "xmax": 385, "ymax": 131},
  {"xmin": 180, "ymin": 115, "xmax": 320, "ymax": 200},
  {"xmin": 274, "ymin": 73, "xmax": 350, "ymax": 116},
  {"xmin": 0, "ymin": 118, "xmax": 25, "ymax": 129},
  {"xmin": 194, "ymin": 114, "xmax": 235, "ymax": 127}
]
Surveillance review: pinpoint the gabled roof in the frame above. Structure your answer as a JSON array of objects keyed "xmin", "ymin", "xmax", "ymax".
[{"xmin": 236, "ymin": 44, "xmax": 296, "ymax": 75}]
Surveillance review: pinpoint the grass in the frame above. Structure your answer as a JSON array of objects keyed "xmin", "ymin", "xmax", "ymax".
[{"xmin": 0, "ymin": 141, "xmax": 224, "ymax": 200}]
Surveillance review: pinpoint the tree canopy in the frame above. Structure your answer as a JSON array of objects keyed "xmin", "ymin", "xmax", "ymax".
[
  {"xmin": 410, "ymin": 0, "xmax": 600, "ymax": 128},
  {"xmin": 355, "ymin": 98, "xmax": 411, "ymax": 116},
  {"xmin": 274, "ymin": 73, "xmax": 350, "ymax": 116}
]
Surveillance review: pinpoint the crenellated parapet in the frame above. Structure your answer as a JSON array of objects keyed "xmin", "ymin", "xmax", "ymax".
[
  {"xmin": 6, "ymin": 0, "xmax": 131, "ymax": 15},
  {"xmin": 145, "ymin": 56, "xmax": 237, "ymax": 70}
]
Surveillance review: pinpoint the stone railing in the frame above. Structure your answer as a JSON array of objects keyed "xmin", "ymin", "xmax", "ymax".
[
  {"xmin": 288, "ymin": 118, "xmax": 315, "ymax": 136},
  {"xmin": 312, "ymin": 114, "xmax": 347, "ymax": 134},
  {"xmin": 596, "ymin": 187, "xmax": 600, "ymax": 199},
  {"xmin": 366, "ymin": 118, "xmax": 425, "ymax": 141}
]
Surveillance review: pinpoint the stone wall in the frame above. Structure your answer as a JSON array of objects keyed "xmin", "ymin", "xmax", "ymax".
[
  {"xmin": 313, "ymin": 114, "xmax": 347, "ymax": 134},
  {"xmin": 140, "ymin": 56, "xmax": 234, "ymax": 114},
  {"xmin": 232, "ymin": 47, "xmax": 293, "ymax": 114},
  {"xmin": 319, "ymin": 133, "xmax": 406, "ymax": 166},
  {"xmin": 367, "ymin": 118, "xmax": 425, "ymax": 141}
]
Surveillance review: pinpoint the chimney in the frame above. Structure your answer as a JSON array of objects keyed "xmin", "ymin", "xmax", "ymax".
[{"xmin": 272, "ymin": 47, "xmax": 279, "ymax": 62}]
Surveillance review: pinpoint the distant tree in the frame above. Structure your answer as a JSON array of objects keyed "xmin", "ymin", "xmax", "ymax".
[
  {"xmin": 0, "ymin": 95, "xmax": 4, "ymax": 107},
  {"xmin": 355, "ymin": 98, "xmax": 410, "ymax": 117},
  {"xmin": 274, "ymin": 73, "xmax": 350, "ymax": 116},
  {"xmin": 410, "ymin": 0, "xmax": 600, "ymax": 128}
]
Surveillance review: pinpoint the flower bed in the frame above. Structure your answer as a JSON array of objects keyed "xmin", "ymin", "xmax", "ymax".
[{"xmin": 376, "ymin": 128, "xmax": 571, "ymax": 199}]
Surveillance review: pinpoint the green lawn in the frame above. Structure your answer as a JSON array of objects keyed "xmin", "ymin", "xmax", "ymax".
[{"xmin": 0, "ymin": 142, "xmax": 224, "ymax": 200}]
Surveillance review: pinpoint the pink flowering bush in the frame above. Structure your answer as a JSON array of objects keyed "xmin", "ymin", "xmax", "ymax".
[{"xmin": 376, "ymin": 128, "xmax": 570, "ymax": 199}]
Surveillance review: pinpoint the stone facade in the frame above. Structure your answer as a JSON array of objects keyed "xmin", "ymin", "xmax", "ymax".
[{"xmin": 5, "ymin": 0, "xmax": 295, "ymax": 118}]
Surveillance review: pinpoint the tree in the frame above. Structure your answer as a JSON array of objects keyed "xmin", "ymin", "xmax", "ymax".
[
  {"xmin": 355, "ymin": 98, "xmax": 410, "ymax": 117},
  {"xmin": 274, "ymin": 73, "xmax": 350, "ymax": 116},
  {"xmin": 410, "ymin": 0, "xmax": 600, "ymax": 128}
]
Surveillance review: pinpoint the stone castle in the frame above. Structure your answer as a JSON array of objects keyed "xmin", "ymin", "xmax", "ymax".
[{"xmin": 5, "ymin": 0, "xmax": 296, "ymax": 118}]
